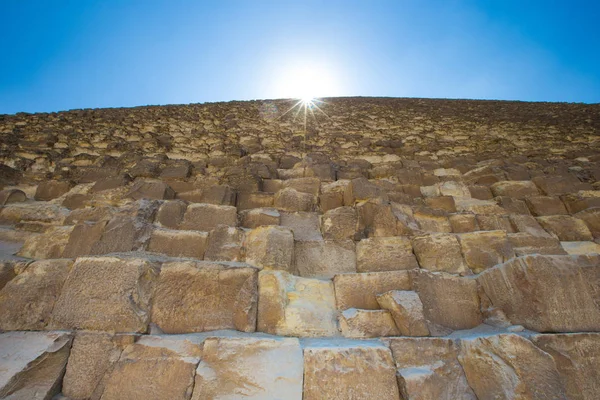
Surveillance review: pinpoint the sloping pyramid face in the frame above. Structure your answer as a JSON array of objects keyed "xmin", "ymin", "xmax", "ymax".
[{"xmin": 0, "ymin": 97, "xmax": 599, "ymax": 399}]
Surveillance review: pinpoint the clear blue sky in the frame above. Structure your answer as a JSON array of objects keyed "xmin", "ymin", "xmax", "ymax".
[{"xmin": 1, "ymin": 0, "xmax": 599, "ymax": 114}]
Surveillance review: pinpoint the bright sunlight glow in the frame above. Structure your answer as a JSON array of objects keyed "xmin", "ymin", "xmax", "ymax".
[{"xmin": 269, "ymin": 60, "xmax": 342, "ymax": 101}]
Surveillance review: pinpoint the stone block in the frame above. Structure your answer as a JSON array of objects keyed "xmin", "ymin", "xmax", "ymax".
[
  {"xmin": 333, "ymin": 270, "xmax": 411, "ymax": 310},
  {"xmin": 34, "ymin": 180, "xmax": 73, "ymax": 201},
  {"xmin": 0, "ymin": 189, "xmax": 26, "ymax": 205},
  {"xmin": 0, "ymin": 259, "xmax": 73, "ymax": 330},
  {"xmin": 490, "ymin": 180, "xmax": 540, "ymax": 198},
  {"xmin": 89, "ymin": 216, "xmax": 153, "ymax": 255},
  {"xmin": 274, "ymin": 187, "xmax": 315, "ymax": 211},
  {"xmin": 412, "ymin": 233, "xmax": 469, "ymax": 274},
  {"xmin": 357, "ymin": 199, "xmax": 399, "ymax": 237},
  {"xmin": 477, "ymin": 255, "xmax": 600, "ymax": 332},
  {"xmin": 239, "ymin": 207, "xmax": 280, "ymax": 228},
  {"xmin": 537, "ymin": 215, "xmax": 593, "ymax": 241},
  {"xmin": 0, "ymin": 261, "xmax": 16, "ymax": 291},
  {"xmin": 459, "ymin": 230, "xmax": 515, "ymax": 273},
  {"xmin": 449, "ymin": 213, "xmax": 479, "ymax": 232},
  {"xmin": 525, "ymin": 195, "xmax": 568, "ymax": 216},
  {"xmin": 343, "ymin": 177, "xmax": 388, "ymax": 205},
  {"xmin": 181, "ymin": 185, "xmax": 236, "ymax": 206},
  {"xmin": 439, "ymin": 181, "xmax": 471, "ymax": 198},
  {"xmin": 509, "ymin": 214, "xmax": 554, "ymax": 237},
  {"xmin": 533, "ymin": 175, "xmax": 591, "ymax": 196},
  {"xmin": 236, "ymin": 191, "xmax": 274, "ymax": 211},
  {"xmin": 303, "ymin": 342, "xmax": 400, "ymax": 400},
  {"xmin": 17, "ymin": 225, "xmax": 74, "ymax": 259},
  {"xmin": 424, "ymin": 196, "xmax": 456, "ymax": 212},
  {"xmin": 151, "ymin": 261, "xmax": 257, "ymax": 333},
  {"xmin": 495, "ymin": 196, "xmax": 531, "ymax": 214},
  {"xmin": 356, "ymin": 236, "xmax": 419, "ymax": 272},
  {"xmin": 377, "ymin": 290, "xmax": 430, "ymax": 336},
  {"xmin": 455, "ymin": 198, "xmax": 508, "ymax": 215},
  {"xmin": 413, "ymin": 270, "xmax": 482, "ymax": 331},
  {"xmin": 320, "ymin": 206, "xmax": 358, "ymax": 240},
  {"xmin": 155, "ymin": 199, "xmax": 187, "ymax": 228},
  {"xmin": 49, "ymin": 256, "xmax": 160, "ymax": 332},
  {"xmin": 127, "ymin": 179, "xmax": 175, "ymax": 200},
  {"xmin": 508, "ymin": 233, "xmax": 567, "ymax": 256},
  {"xmin": 413, "ymin": 207, "xmax": 452, "ymax": 233},
  {"xmin": 244, "ymin": 226, "xmax": 294, "ymax": 272},
  {"xmin": 262, "ymin": 178, "xmax": 283, "ymax": 193},
  {"xmin": 280, "ymin": 211, "xmax": 322, "ymax": 241},
  {"xmin": 62, "ymin": 220, "xmax": 108, "ymax": 258},
  {"xmin": 148, "ymin": 228, "xmax": 208, "ymax": 259},
  {"xmin": 475, "ymin": 214, "xmax": 515, "ymax": 232},
  {"xmin": 180, "ymin": 203, "xmax": 237, "ymax": 231},
  {"xmin": 192, "ymin": 337, "xmax": 303, "ymax": 400},
  {"xmin": 561, "ymin": 241, "xmax": 600, "ymax": 255},
  {"xmin": 294, "ymin": 239, "xmax": 356, "ymax": 278},
  {"xmin": 574, "ymin": 207, "xmax": 600, "ymax": 238},
  {"xmin": 468, "ymin": 185, "xmax": 494, "ymax": 200},
  {"xmin": 257, "ymin": 270, "xmax": 338, "ymax": 337},
  {"xmin": 339, "ymin": 308, "xmax": 400, "ymax": 338},
  {"xmin": 282, "ymin": 177, "xmax": 321, "ymax": 195},
  {"xmin": 204, "ymin": 225, "xmax": 245, "ymax": 262}
]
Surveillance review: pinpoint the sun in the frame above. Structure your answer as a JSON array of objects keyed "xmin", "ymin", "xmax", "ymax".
[{"xmin": 270, "ymin": 60, "xmax": 342, "ymax": 101}]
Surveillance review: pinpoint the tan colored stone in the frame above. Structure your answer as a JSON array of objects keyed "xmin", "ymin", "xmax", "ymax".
[
  {"xmin": 458, "ymin": 334, "xmax": 567, "ymax": 400},
  {"xmin": 236, "ymin": 191, "xmax": 274, "ymax": 210},
  {"xmin": 490, "ymin": 180, "xmax": 540, "ymax": 198},
  {"xmin": 0, "ymin": 259, "xmax": 73, "ymax": 331},
  {"xmin": 509, "ymin": 214, "xmax": 554, "ymax": 237},
  {"xmin": 148, "ymin": 228, "xmax": 208, "ymax": 259},
  {"xmin": 0, "ymin": 261, "xmax": 16, "ymax": 291},
  {"xmin": 561, "ymin": 241, "xmax": 600, "ymax": 255},
  {"xmin": 34, "ymin": 180, "xmax": 73, "ymax": 201},
  {"xmin": 508, "ymin": 232, "xmax": 567, "ymax": 256},
  {"xmin": 155, "ymin": 199, "xmax": 187, "ymax": 228},
  {"xmin": 537, "ymin": 215, "xmax": 593, "ymax": 241},
  {"xmin": 274, "ymin": 187, "xmax": 315, "ymax": 211},
  {"xmin": 525, "ymin": 196, "xmax": 568, "ymax": 216},
  {"xmin": 344, "ymin": 177, "xmax": 388, "ymax": 205},
  {"xmin": 413, "ymin": 207, "xmax": 452, "ymax": 233},
  {"xmin": 282, "ymin": 177, "xmax": 321, "ymax": 195},
  {"xmin": 575, "ymin": 207, "xmax": 600, "ymax": 238},
  {"xmin": 459, "ymin": 230, "xmax": 515, "ymax": 273},
  {"xmin": 204, "ymin": 225, "xmax": 245, "ymax": 262},
  {"xmin": 192, "ymin": 337, "xmax": 304, "ymax": 400},
  {"xmin": 424, "ymin": 196, "xmax": 456, "ymax": 212},
  {"xmin": 151, "ymin": 261, "xmax": 257, "ymax": 333},
  {"xmin": 439, "ymin": 181, "xmax": 471, "ymax": 198},
  {"xmin": 320, "ymin": 206, "xmax": 358, "ymax": 240},
  {"xmin": 0, "ymin": 189, "xmax": 26, "ymax": 205},
  {"xmin": 455, "ymin": 198, "xmax": 508, "ymax": 215},
  {"xmin": 449, "ymin": 213, "xmax": 480, "ymax": 232},
  {"xmin": 49, "ymin": 256, "xmax": 159, "ymax": 332},
  {"xmin": 303, "ymin": 342, "xmax": 401, "ymax": 400},
  {"xmin": 339, "ymin": 308, "xmax": 399, "ymax": 338},
  {"xmin": 412, "ymin": 233, "xmax": 469, "ymax": 274},
  {"xmin": 294, "ymin": 239, "xmax": 356, "ymax": 278},
  {"xmin": 257, "ymin": 270, "xmax": 339, "ymax": 337},
  {"xmin": 334, "ymin": 270, "xmax": 411, "ymax": 310},
  {"xmin": 477, "ymin": 254, "xmax": 600, "ymax": 332},
  {"xmin": 180, "ymin": 203, "xmax": 237, "ymax": 231},
  {"xmin": 357, "ymin": 199, "xmax": 399, "ymax": 237},
  {"xmin": 0, "ymin": 203, "xmax": 68, "ymax": 225},
  {"xmin": 476, "ymin": 214, "xmax": 515, "ymax": 232},
  {"xmin": 532, "ymin": 333, "xmax": 600, "ymax": 400},
  {"xmin": 62, "ymin": 220, "xmax": 108, "ymax": 258},
  {"xmin": 239, "ymin": 207, "xmax": 280, "ymax": 228},
  {"xmin": 356, "ymin": 236, "xmax": 418, "ymax": 272},
  {"xmin": 244, "ymin": 226, "xmax": 294, "ymax": 272},
  {"xmin": 17, "ymin": 225, "xmax": 73, "ymax": 259},
  {"xmin": 0, "ymin": 331, "xmax": 73, "ymax": 400},
  {"xmin": 280, "ymin": 211, "xmax": 322, "ymax": 241},
  {"xmin": 127, "ymin": 179, "xmax": 175, "ymax": 200},
  {"xmin": 377, "ymin": 290, "xmax": 430, "ymax": 336},
  {"xmin": 388, "ymin": 337, "xmax": 476, "ymax": 400}
]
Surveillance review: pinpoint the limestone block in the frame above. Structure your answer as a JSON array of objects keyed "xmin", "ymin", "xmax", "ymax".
[
  {"xmin": 477, "ymin": 255, "xmax": 600, "ymax": 332},
  {"xmin": 49, "ymin": 256, "xmax": 160, "ymax": 332},
  {"xmin": 257, "ymin": 270, "xmax": 338, "ymax": 337},
  {"xmin": 412, "ymin": 233, "xmax": 469, "ymax": 274},
  {"xmin": 532, "ymin": 333, "xmax": 600, "ymax": 400},
  {"xmin": 392, "ymin": 203, "xmax": 422, "ymax": 235},
  {"xmin": 262, "ymin": 178, "xmax": 283, "ymax": 193},
  {"xmin": 561, "ymin": 241, "xmax": 600, "ymax": 255},
  {"xmin": 0, "ymin": 189, "xmax": 26, "ymax": 205},
  {"xmin": 303, "ymin": 342, "xmax": 401, "ymax": 400},
  {"xmin": 495, "ymin": 196, "xmax": 531, "ymax": 214},
  {"xmin": 533, "ymin": 175, "xmax": 591, "ymax": 196},
  {"xmin": 357, "ymin": 199, "xmax": 399, "ymax": 237},
  {"xmin": 420, "ymin": 185, "xmax": 441, "ymax": 198},
  {"xmin": 388, "ymin": 337, "xmax": 476, "ymax": 400},
  {"xmin": 239, "ymin": 207, "xmax": 280, "ymax": 228},
  {"xmin": 476, "ymin": 214, "xmax": 515, "ymax": 232},
  {"xmin": 62, "ymin": 220, "xmax": 108, "ymax": 258},
  {"xmin": 525, "ymin": 195, "xmax": 568, "ymax": 216},
  {"xmin": 0, "ymin": 259, "xmax": 73, "ymax": 331},
  {"xmin": 0, "ymin": 261, "xmax": 16, "ymax": 291},
  {"xmin": 244, "ymin": 226, "xmax": 294, "ymax": 272},
  {"xmin": 413, "ymin": 270, "xmax": 481, "ymax": 331},
  {"xmin": 280, "ymin": 211, "xmax": 322, "ymax": 241},
  {"xmin": 333, "ymin": 270, "xmax": 411, "ymax": 310},
  {"xmin": 180, "ymin": 203, "xmax": 237, "ymax": 231},
  {"xmin": 294, "ymin": 239, "xmax": 356, "ymax": 278},
  {"xmin": 65, "ymin": 206, "xmax": 115, "ymax": 224},
  {"xmin": 344, "ymin": 177, "xmax": 388, "ymax": 205},
  {"xmin": 127, "ymin": 179, "xmax": 175, "ymax": 200},
  {"xmin": 274, "ymin": 187, "xmax": 315, "ymax": 211},
  {"xmin": 424, "ymin": 196, "xmax": 456, "ymax": 212},
  {"xmin": 17, "ymin": 225, "xmax": 73, "ymax": 259},
  {"xmin": 204, "ymin": 225, "xmax": 245, "ymax": 262},
  {"xmin": 509, "ymin": 214, "xmax": 554, "ymax": 237},
  {"xmin": 339, "ymin": 308, "xmax": 400, "ymax": 338},
  {"xmin": 468, "ymin": 185, "xmax": 494, "ymax": 200},
  {"xmin": 180, "ymin": 185, "xmax": 236, "ymax": 206},
  {"xmin": 575, "ymin": 207, "xmax": 600, "ymax": 238},
  {"xmin": 356, "ymin": 236, "xmax": 419, "ymax": 272},
  {"xmin": 458, "ymin": 334, "xmax": 567, "ymax": 400},
  {"xmin": 99, "ymin": 336, "xmax": 202, "ymax": 400},
  {"xmin": 282, "ymin": 177, "xmax": 321, "ymax": 195},
  {"xmin": 490, "ymin": 180, "xmax": 540, "ymax": 198},
  {"xmin": 320, "ymin": 180, "xmax": 348, "ymax": 212},
  {"xmin": 458, "ymin": 230, "xmax": 515, "ymax": 273},
  {"xmin": 62, "ymin": 332, "xmax": 136, "ymax": 400},
  {"xmin": 449, "ymin": 213, "xmax": 479, "ymax": 232},
  {"xmin": 413, "ymin": 207, "xmax": 452, "ymax": 233},
  {"xmin": 377, "ymin": 290, "xmax": 430, "ymax": 336},
  {"xmin": 192, "ymin": 337, "xmax": 304, "ymax": 400},
  {"xmin": 34, "ymin": 180, "xmax": 73, "ymax": 201},
  {"xmin": 236, "ymin": 191, "xmax": 274, "ymax": 210},
  {"xmin": 508, "ymin": 233, "xmax": 567, "ymax": 256},
  {"xmin": 439, "ymin": 181, "xmax": 471, "ymax": 198},
  {"xmin": 91, "ymin": 175, "xmax": 132, "ymax": 192},
  {"xmin": 88, "ymin": 216, "xmax": 152, "ymax": 255},
  {"xmin": 320, "ymin": 206, "xmax": 358, "ymax": 240},
  {"xmin": 0, "ymin": 331, "xmax": 73, "ymax": 400},
  {"xmin": 148, "ymin": 228, "xmax": 208, "ymax": 259},
  {"xmin": 455, "ymin": 198, "xmax": 507, "ymax": 215},
  {"xmin": 151, "ymin": 261, "xmax": 257, "ymax": 333},
  {"xmin": 537, "ymin": 215, "xmax": 593, "ymax": 241},
  {"xmin": 155, "ymin": 199, "xmax": 187, "ymax": 228}
]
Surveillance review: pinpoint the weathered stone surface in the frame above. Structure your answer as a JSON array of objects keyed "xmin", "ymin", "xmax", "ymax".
[
  {"xmin": 561, "ymin": 240, "xmax": 600, "ymax": 255},
  {"xmin": 490, "ymin": 180, "xmax": 540, "ymax": 198},
  {"xmin": 99, "ymin": 336, "xmax": 201, "ymax": 400},
  {"xmin": 388, "ymin": 337, "xmax": 476, "ymax": 400},
  {"xmin": 413, "ymin": 270, "xmax": 482, "ymax": 331},
  {"xmin": 236, "ymin": 191, "xmax": 274, "ymax": 210},
  {"xmin": 449, "ymin": 213, "xmax": 480, "ymax": 232},
  {"xmin": 0, "ymin": 331, "xmax": 73, "ymax": 400},
  {"xmin": 204, "ymin": 225, "xmax": 245, "ymax": 261},
  {"xmin": 439, "ymin": 181, "xmax": 471, "ymax": 198},
  {"xmin": 476, "ymin": 214, "xmax": 514, "ymax": 232},
  {"xmin": 495, "ymin": 195, "xmax": 531, "ymax": 215},
  {"xmin": 280, "ymin": 211, "xmax": 322, "ymax": 241},
  {"xmin": 412, "ymin": 233, "xmax": 469, "ymax": 274},
  {"xmin": 180, "ymin": 203, "xmax": 237, "ymax": 231},
  {"xmin": 458, "ymin": 334, "xmax": 567, "ymax": 400},
  {"xmin": 357, "ymin": 199, "xmax": 399, "ymax": 237},
  {"xmin": 334, "ymin": 270, "xmax": 411, "ymax": 310},
  {"xmin": 34, "ymin": 180, "xmax": 73, "ymax": 201},
  {"xmin": 339, "ymin": 308, "xmax": 400, "ymax": 338},
  {"xmin": 151, "ymin": 261, "xmax": 257, "ymax": 333},
  {"xmin": 303, "ymin": 342, "xmax": 400, "ymax": 400},
  {"xmin": 356, "ymin": 236, "xmax": 418, "ymax": 272},
  {"xmin": 537, "ymin": 215, "xmax": 593, "ymax": 241},
  {"xmin": 344, "ymin": 177, "xmax": 388, "ymax": 205},
  {"xmin": 127, "ymin": 179, "xmax": 175, "ymax": 200},
  {"xmin": 62, "ymin": 332, "xmax": 136, "ymax": 400},
  {"xmin": 274, "ymin": 187, "xmax": 315, "ymax": 211},
  {"xmin": 191, "ymin": 184, "xmax": 237, "ymax": 206},
  {"xmin": 525, "ymin": 196, "xmax": 568, "ymax": 216},
  {"xmin": 148, "ymin": 228, "xmax": 208, "ymax": 259},
  {"xmin": 508, "ymin": 232, "xmax": 567, "ymax": 256},
  {"xmin": 424, "ymin": 196, "xmax": 456, "ymax": 212},
  {"xmin": 62, "ymin": 220, "xmax": 108, "ymax": 258},
  {"xmin": 49, "ymin": 256, "xmax": 159, "ymax": 332},
  {"xmin": 0, "ymin": 259, "xmax": 73, "ymax": 330},
  {"xmin": 413, "ymin": 207, "xmax": 452, "ymax": 233},
  {"xmin": 17, "ymin": 225, "xmax": 73, "ymax": 259},
  {"xmin": 455, "ymin": 198, "xmax": 507, "ymax": 215},
  {"xmin": 239, "ymin": 207, "xmax": 280, "ymax": 228},
  {"xmin": 244, "ymin": 226, "xmax": 294, "ymax": 272},
  {"xmin": 533, "ymin": 175, "xmax": 590, "ymax": 196},
  {"xmin": 377, "ymin": 290, "xmax": 430, "ymax": 336},
  {"xmin": 193, "ymin": 336, "xmax": 304, "ymax": 400},
  {"xmin": 155, "ymin": 199, "xmax": 187, "ymax": 228},
  {"xmin": 477, "ymin": 255, "xmax": 600, "ymax": 332},
  {"xmin": 459, "ymin": 230, "xmax": 515, "ymax": 273},
  {"xmin": 294, "ymin": 239, "xmax": 356, "ymax": 278},
  {"xmin": 88, "ymin": 216, "xmax": 152, "ymax": 255},
  {"xmin": 0, "ymin": 261, "xmax": 16, "ymax": 290},
  {"xmin": 257, "ymin": 270, "xmax": 338, "ymax": 337},
  {"xmin": 320, "ymin": 206, "xmax": 358, "ymax": 240},
  {"xmin": 509, "ymin": 214, "xmax": 554, "ymax": 237},
  {"xmin": 532, "ymin": 333, "xmax": 600, "ymax": 400},
  {"xmin": 575, "ymin": 207, "xmax": 600, "ymax": 238},
  {"xmin": 0, "ymin": 189, "xmax": 26, "ymax": 205},
  {"xmin": 282, "ymin": 177, "xmax": 321, "ymax": 195}
]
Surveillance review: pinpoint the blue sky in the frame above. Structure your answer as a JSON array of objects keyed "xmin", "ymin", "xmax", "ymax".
[{"xmin": 1, "ymin": 0, "xmax": 599, "ymax": 114}]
